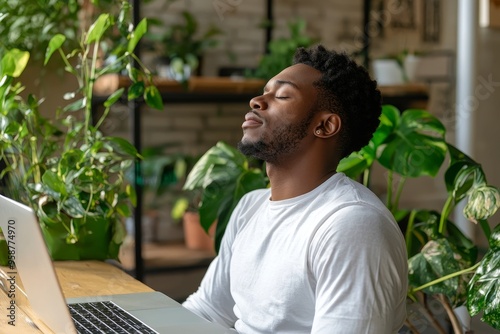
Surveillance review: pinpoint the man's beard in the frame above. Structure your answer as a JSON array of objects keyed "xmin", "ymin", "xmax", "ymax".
[{"xmin": 237, "ymin": 112, "xmax": 314, "ymax": 164}]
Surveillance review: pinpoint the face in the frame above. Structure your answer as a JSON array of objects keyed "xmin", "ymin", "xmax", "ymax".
[{"xmin": 238, "ymin": 64, "xmax": 322, "ymax": 163}]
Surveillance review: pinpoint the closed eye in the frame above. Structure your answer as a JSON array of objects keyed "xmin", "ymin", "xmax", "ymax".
[{"xmin": 276, "ymin": 96, "xmax": 289, "ymax": 100}]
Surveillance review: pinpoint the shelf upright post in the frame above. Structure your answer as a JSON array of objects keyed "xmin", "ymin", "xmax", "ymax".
[{"xmin": 130, "ymin": 0, "xmax": 144, "ymax": 282}]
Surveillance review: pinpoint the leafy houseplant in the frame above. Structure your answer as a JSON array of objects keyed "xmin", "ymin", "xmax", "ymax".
[
  {"xmin": 149, "ymin": 10, "xmax": 223, "ymax": 82},
  {"xmin": 250, "ymin": 18, "xmax": 317, "ymax": 81},
  {"xmin": 0, "ymin": 0, "xmax": 80, "ymax": 62},
  {"xmin": 0, "ymin": 0, "xmax": 126, "ymax": 65},
  {"xmin": 184, "ymin": 106, "xmax": 500, "ymax": 332},
  {"xmin": 0, "ymin": 2, "xmax": 163, "ymax": 262},
  {"xmin": 182, "ymin": 142, "xmax": 268, "ymax": 252}
]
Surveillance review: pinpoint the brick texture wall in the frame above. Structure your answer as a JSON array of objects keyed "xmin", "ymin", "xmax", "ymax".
[{"xmin": 128, "ymin": 0, "xmax": 454, "ymax": 159}]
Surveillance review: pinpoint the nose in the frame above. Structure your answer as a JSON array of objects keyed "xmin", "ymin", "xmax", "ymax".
[{"xmin": 249, "ymin": 94, "xmax": 267, "ymax": 110}]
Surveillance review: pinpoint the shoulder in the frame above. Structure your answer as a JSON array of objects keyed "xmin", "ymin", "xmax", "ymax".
[
  {"xmin": 310, "ymin": 174, "xmax": 406, "ymax": 263},
  {"xmin": 311, "ymin": 173, "xmax": 397, "ymax": 228},
  {"xmin": 324, "ymin": 173, "xmax": 389, "ymax": 210}
]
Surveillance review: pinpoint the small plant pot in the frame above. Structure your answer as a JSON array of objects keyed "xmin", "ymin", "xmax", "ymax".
[{"xmin": 182, "ymin": 212, "xmax": 215, "ymax": 252}]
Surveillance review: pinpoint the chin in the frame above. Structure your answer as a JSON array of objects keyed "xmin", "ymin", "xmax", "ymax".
[
  {"xmin": 237, "ymin": 139, "xmax": 254, "ymax": 155},
  {"xmin": 239, "ymin": 135, "xmax": 256, "ymax": 146}
]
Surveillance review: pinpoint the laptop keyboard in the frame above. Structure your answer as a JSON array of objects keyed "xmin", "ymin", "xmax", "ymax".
[{"xmin": 69, "ymin": 301, "xmax": 158, "ymax": 334}]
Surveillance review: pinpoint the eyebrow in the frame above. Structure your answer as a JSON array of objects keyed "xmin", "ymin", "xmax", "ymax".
[{"xmin": 263, "ymin": 79, "xmax": 299, "ymax": 93}]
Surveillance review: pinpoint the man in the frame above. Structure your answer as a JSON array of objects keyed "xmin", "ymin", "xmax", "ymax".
[{"xmin": 183, "ymin": 45, "xmax": 408, "ymax": 333}]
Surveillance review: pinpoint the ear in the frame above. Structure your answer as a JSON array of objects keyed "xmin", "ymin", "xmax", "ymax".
[{"xmin": 314, "ymin": 113, "xmax": 341, "ymax": 138}]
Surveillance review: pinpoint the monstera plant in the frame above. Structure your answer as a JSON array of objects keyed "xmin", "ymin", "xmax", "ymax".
[
  {"xmin": 0, "ymin": 2, "xmax": 163, "ymax": 262},
  {"xmin": 182, "ymin": 142, "xmax": 268, "ymax": 252},
  {"xmin": 338, "ymin": 105, "xmax": 500, "ymax": 332}
]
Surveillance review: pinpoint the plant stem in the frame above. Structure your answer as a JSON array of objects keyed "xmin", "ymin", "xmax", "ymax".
[
  {"xmin": 393, "ymin": 176, "xmax": 406, "ymax": 213},
  {"xmin": 94, "ymin": 105, "xmax": 111, "ymax": 131},
  {"xmin": 362, "ymin": 168, "xmax": 370, "ymax": 188},
  {"xmin": 57, "ymin": 49, "xmax": 79, "ymax": 84},
  {"xmin": 423, "ymin": 296, "xmax": 447, "ymax": 334},
  {"xmin": 411, "ymin": 262, "xmax": 481, "ymax": 293},
  {"xmin": 86, "ymin": 40, "xmax": 100, "ymax": 141},
  {"xmin": 405, "ymin": 210, "xmax": 417, "ymax": 255},
  {"xmin": 436, "ymin": 294, "xmax": 464, "ymax": 334},
  {"xmin": 29, "ymin": 137, "xmax": 41, "ymax": 184},
  {"xmin": 95, "ymin": 53, "xmax": 128, "ymax": 77},
  {"xmin": 438, "ymin": 195, "xmax": 454, "ymax": 235},
  {"xmin": 404, "ymin": 319, "xmax": 420, "ymax": 334},
  {"xmin": 130, "ymin": 53, "xmax": 152, "ymax": 76}
]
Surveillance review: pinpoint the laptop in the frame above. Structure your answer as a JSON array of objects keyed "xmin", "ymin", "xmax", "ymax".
[{"xmin": 0, "ymin": 194, "xmax": 231, "ymax": 334}]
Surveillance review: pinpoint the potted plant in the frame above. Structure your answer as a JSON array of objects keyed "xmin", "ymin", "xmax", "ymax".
[
  {"xmin": 181, "ymin": 141, "xmax": 268, "ymax": 252},
  {"xmin": 148, "ymin": 10, "xmax": 223, "ymax": 82},
  {"xmin": 183, "ymin": 106, "xmax": 500, "ymax": 332},
  {"xmin": 0, "ymin": 2, "xmax": 163, "ymax": 262}
]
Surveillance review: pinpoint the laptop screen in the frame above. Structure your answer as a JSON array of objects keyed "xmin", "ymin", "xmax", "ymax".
[{"xmin": 0, "ymin": 194, "xmax": 76, "ymax": 333}]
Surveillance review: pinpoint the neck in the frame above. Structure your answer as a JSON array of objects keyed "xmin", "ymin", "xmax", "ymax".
[{"xmin": 266, "ymin": 160, "xmax": 337, "ymax": 201}]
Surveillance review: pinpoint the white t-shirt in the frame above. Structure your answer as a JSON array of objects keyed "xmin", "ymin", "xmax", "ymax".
[{"xmin": 183, "ymin": 172, "xmax": 408, "ymax": 333}]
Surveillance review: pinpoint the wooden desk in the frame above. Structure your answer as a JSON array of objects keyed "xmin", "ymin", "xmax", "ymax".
[{"xmin": 0, "ymin": 261, "xmax": 153, "ymax": 333}]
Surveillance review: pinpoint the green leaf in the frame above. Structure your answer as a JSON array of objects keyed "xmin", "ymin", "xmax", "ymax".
[
  {"xmin": 128, "ymin": 82, "xmax": 145, "ymax": 100},
  {"xmin": 128, "ymin": 18, "xmax": 148, "ymax": 53},
  {"xmin": 337, "ymin": 105, "xmax": 398, "ymax": 178},
  {"xmin": 106, "ymin": 136, "xmax": 139, "ymax": 158},
  {"xmin": 375, "ymin": 105, "xmax": 400, "ymax": 144},
  {"xmin": 116, "ymin": 202, "xmax": 131, "ymax": 217},
  {"xmin": 184, "ymin": 141, "xmax": 267, "ymax": 252},
  {"xmin": 463, "ymin": 186, "xmax": 500, "ymax": 224},
  {"xmin": 337, "ymin": 149, "xmax": 371, "ymax": 179},
  {"xmin": 467, "ymin": 225, "xmax": 500, "ymax": 329},
  {"xmin": 126, "ymin": 63, "xmax": 140, "ymax": 82},
  {"xmin": 112, "ymin": 219, "xmax": 127, "ymax": 244},
  {"xmin": 42, "ymin": 170, "xmax": 68, "ymax": 196},
  {"xmin": 409, "ymin": 238, "xmax": 473, "ymax": 306},
  {"xmin": 45, "ymin": 34, "xmax": 66, "ymax": 65},
  {"xmin": 86, "ymin": 14, "xmax": 110, "ymax": 44},
  {"xmin": 104, "ymin": 88, "xmax": 124, "ymax": 107},
  {"xmin": 126, "ymin": 184, "xmax": 137, "ymax": 207},
  {"xmin": 184, "ymin": 142, "xmax": 244, "ymax": 191},
  {"xmin": 61, "ymin": 197, "xmax": 86, "ymax": 218},
  {"xmin": 1, "ymin": 49, "xmax": 30, "ymax": 78},
  {"xmin": 63, "ymin": 98, "xmax": 86, "ymax": 112},
  {"xmin": 444, "ymin": 146, "xmax": 486, "ymax": 204},
  {"xmin": 59, "ymin": 149, "xmax": 84, "ymax": 176},
  {"xmin": 378, "ymin": 109, "xmax": 447, "ymax": 178},
  {"xmin": 144, "ymin": 85, "xmax": 163, "ymax": 110}
]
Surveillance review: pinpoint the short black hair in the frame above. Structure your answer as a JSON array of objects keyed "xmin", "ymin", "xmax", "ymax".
[{"xmin": 293, "ymin": 45, "xmax": 382, "ymax": 158}]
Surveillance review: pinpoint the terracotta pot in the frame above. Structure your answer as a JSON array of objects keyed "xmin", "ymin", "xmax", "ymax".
[{"xmin": 182, "ymin": 212, "xmax": 216, "ymax": 252}]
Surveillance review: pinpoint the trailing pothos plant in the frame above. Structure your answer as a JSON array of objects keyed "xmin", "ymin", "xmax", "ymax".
[
  {"xmin": 0, "ymin": 2, "xmax": 163, "ymax": 262},
  {"xmin": 337, "ymin": 105, "xmax": 500, "ymax": 332}
]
